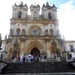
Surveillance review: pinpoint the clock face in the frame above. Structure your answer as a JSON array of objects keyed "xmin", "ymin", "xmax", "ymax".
[{"xmin": 32, "ymin": 29, "xmax": 39, "ymax": 35}]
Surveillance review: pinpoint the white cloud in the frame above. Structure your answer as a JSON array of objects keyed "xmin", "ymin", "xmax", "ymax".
[{"xmin": 58, "ymin": 0, "xmax": 75, "ymax": 40}]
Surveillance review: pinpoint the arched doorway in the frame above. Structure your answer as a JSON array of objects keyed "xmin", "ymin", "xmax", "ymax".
[{"xmin": 30, "ymin": 47, "xmax": 40, "ymax": 56}]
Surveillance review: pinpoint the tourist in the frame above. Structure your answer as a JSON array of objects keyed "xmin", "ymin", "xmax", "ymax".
[
  {"xmin": 20, "ymin": 55, "xmax": 23, "ymax": 62},
  {"xmin": 23, "ymin": 56, "xmax": 26, "ymax": 62},
  {"xmin": 31, "ymin": 55, "xmax": 34, "ymax": 62},
  {"xmin": 44, "ymin": 55, "xmax": 47, "ymax": 62},
  {"xmin": 12, "ymin": 55, "xmax": 15, "ymax": 60},
  {"xmin": 38, "ymin": 55, "xmax": 41, "ymax": 62},
  {"xmin": 34, "ymin": 54, "xmax": 37, "ymax": 62},
  {"xmin": 18, "ymin": 56, "xmax": 20, "ymax": 62}
]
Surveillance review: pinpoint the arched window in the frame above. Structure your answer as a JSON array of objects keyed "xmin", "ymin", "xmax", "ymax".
[
  {"xmin": 18, "ymin": 11, "xmax": 22, "ymax": 18},
  {"xmin": 45, "ymin": 29, "xmax": 48, "ymax": 35},
  {"xmin": 57, "ymin": 30, "xmax": 60, "ymax": 36},
  {"xmin": 22, "ymin": 29, "xmax": 25, "ymax": 35},
  {"xmin": 16, "ymin": 29, "xmax": 20, "ymax": 35},
  {"xmin": 50, "ymin": 29, "xmax": 54, "ymax": 35},
  {"xmin": 48, "ymin": 13, "xmax": 51, "ymax": 19},
  {"xmin": 10, "ymin": 29, "xmax": 13, "ymax": 35}
]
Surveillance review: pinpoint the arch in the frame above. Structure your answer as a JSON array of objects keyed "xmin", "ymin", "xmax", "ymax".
[
  {"xmin": 22, "ymin": 29, "xmax": 25, "ymax": 35},
  {"xmin": 30, "ymin": 47, "xmax": 40, "ymax": 55},
  {"xmin": 16, "ymin": 28, "xmax": 20, "ymax": 35},
  {"xmin": 26, "ymin": 41, "xmax": 45, "ymax": 55}
]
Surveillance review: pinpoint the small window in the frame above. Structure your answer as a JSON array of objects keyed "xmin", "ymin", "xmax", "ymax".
[
  {"xmin": 48, "ymin": 13, "xmax": 51, "ymax": 19},
  {"xmin": 57, "ymin": 30, "xmax": 60, "ymax": 36},
  {"xmin": 18, "ymin": 11, "xmax": 22, "ymax": 18},
  {"xmin": 70, "ymin": 45, "xmax": 74, "ymax": 51},
  {"xmin": 17, "ymin": 29, "xmax": 20, "ymax": 35},
  {"xmin": 68, "ymin": 54, "xmax": 72, "ymax": 59},
  {"xmin": 50, "ymin": 29, "xmax": 53, "ymax": 35}
]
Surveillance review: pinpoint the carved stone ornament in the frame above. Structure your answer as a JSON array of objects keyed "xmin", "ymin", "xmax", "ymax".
[
  {"xmin": 51, "ymin": 40, "xmax": 57, "ymax": 47},
  {"xmin": 13, "ymin": 39, "xmax": 19, "ymax": 46}
]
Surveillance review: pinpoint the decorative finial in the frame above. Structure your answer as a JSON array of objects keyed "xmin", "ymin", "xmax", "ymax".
[
  {"xmin": 53, "ymin": 4, "xmax": 55, "ymax": 7},
  {"xmin": 43, "ymin": 4, "xmax": 45, "ymax": 7},
  {"xmin": 20, "ymin": 2, "xmax": 23, "ymax": 6},
  {"xmin": 14, "ymin": 3, "xmax": 17, "ymax": 6},
  {"xmin": 46, "ymin": 2, "xmax": 49, "ymax": 6},
  {"xmin": 25, "ymin": 4, "xmax": 27, "ymax": 6},
  {"xmin": 4, "ymin": 34, "xmax": 7, "ymax": 40}
]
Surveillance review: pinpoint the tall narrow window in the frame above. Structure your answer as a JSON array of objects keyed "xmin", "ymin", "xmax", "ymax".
[
  {"xmin": 70, "ymin": 45, "xmax": 74, "ymax": 51},
  {"xmin": 18, "ymin": 11, "xmax": 22, "ymax": 18},
  {"xmin": 17, "ymin": 29, "xmax": 20, "ymax": 35},
  {"xmin": 48, "ymin": 13, "xmax": 51, "ymax": 19},
  {"xmin": 57, "ymin": 30, "xmax": 60, "ymax": 36},
  {"xmin": 50, "ymin": 29, "xmax": 53, "ymax": 35}
]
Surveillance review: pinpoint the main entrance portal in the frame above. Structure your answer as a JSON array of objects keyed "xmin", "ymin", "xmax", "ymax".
[{"xmin": 30, "ymin": 47, "xmax": 40, "ymax": 55}]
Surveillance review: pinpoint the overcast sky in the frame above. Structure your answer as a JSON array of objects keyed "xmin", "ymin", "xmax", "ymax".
[{"xmin": 0, "ymin": 0, "xmax": 75, "ymax": 40}]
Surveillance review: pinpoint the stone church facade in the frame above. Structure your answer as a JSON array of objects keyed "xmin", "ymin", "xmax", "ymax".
[{"xmin": 2, "ymin": 2, "xmax": 70, "ymax": 61}]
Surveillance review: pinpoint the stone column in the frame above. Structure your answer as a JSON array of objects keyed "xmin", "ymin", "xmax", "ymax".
[{"xmin": 44, "ymin": 38, "xmax": 51, "ymax": 59}]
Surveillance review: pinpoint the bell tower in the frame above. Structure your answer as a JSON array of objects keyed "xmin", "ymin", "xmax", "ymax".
[
  {"xmin": 12, "ymin": 2, "xmax": 28, "ymax": 19},
  {"xmin": 42, "ymin": 2, "xmax": 57, "ymax": 20}
]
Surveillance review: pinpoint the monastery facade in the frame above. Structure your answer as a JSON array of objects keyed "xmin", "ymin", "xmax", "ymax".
[{"xmin": 1, "ymin": 2, "xmax": 75, "ymax": 61}]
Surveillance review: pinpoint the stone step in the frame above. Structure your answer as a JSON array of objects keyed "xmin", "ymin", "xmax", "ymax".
[
  {"xmin": 1, "ymin": 73, "xmax": 75, "ymax": 75},
  {"xmin": 1, "ymin": 62, "xmax": 75, "ymax": 74}
]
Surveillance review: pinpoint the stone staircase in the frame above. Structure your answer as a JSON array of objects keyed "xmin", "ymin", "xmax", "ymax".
[{"xmin": 1, "ymin": 62, "xmax": 75, "ymax": 74}]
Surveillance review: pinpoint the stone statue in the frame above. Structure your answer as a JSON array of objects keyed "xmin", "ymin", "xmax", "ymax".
[
  {"xmin": 10, "ymin": 29, "xmax": 13, "ymax": 35},
  {"xmin": 51, "ymin": 40, "xmax": 57, "ymax": 47},
  {"xmin": 13, "ymin": 39, "xmax": 19, "ymax": 46},
  {"xmin": 13, "ymin": 40, "xmax": 19, "ymax": 57}
]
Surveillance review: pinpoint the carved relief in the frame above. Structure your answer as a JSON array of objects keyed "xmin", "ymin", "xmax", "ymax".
[{"xmin": 48, "ymin": 40, "xmax": 61, "ymax": 58}]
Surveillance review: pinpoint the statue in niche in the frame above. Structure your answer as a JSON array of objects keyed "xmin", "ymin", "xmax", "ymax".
[
  {"xmin": 51, "ymin": 40, "xmax": 57, "ymax": 47},
  {"xmin": 10, "ymin": 29, "xmax": 13, "ymax": 35},
  {"xmin": 13, "ymin": 39, "xmax": 19, "ymax": 46},
  {"xmin": 45, "ymin": 29, "xmax": 48, "ymax": 35},
  {"xmin": 13, "ymin": 48, "xmax": 17, "ymax": 57},
  {"xmin": 13, "ymin": 40, "xmax": 19, "ymax": 57},
  {"xmin": 22, "ymin": 29, "xmax": 25, "ymax": 35}
]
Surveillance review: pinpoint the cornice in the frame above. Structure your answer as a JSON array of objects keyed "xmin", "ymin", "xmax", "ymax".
[{"xmin": 10, "ymin": 19, "xmax": 55, "ymax": 25}]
